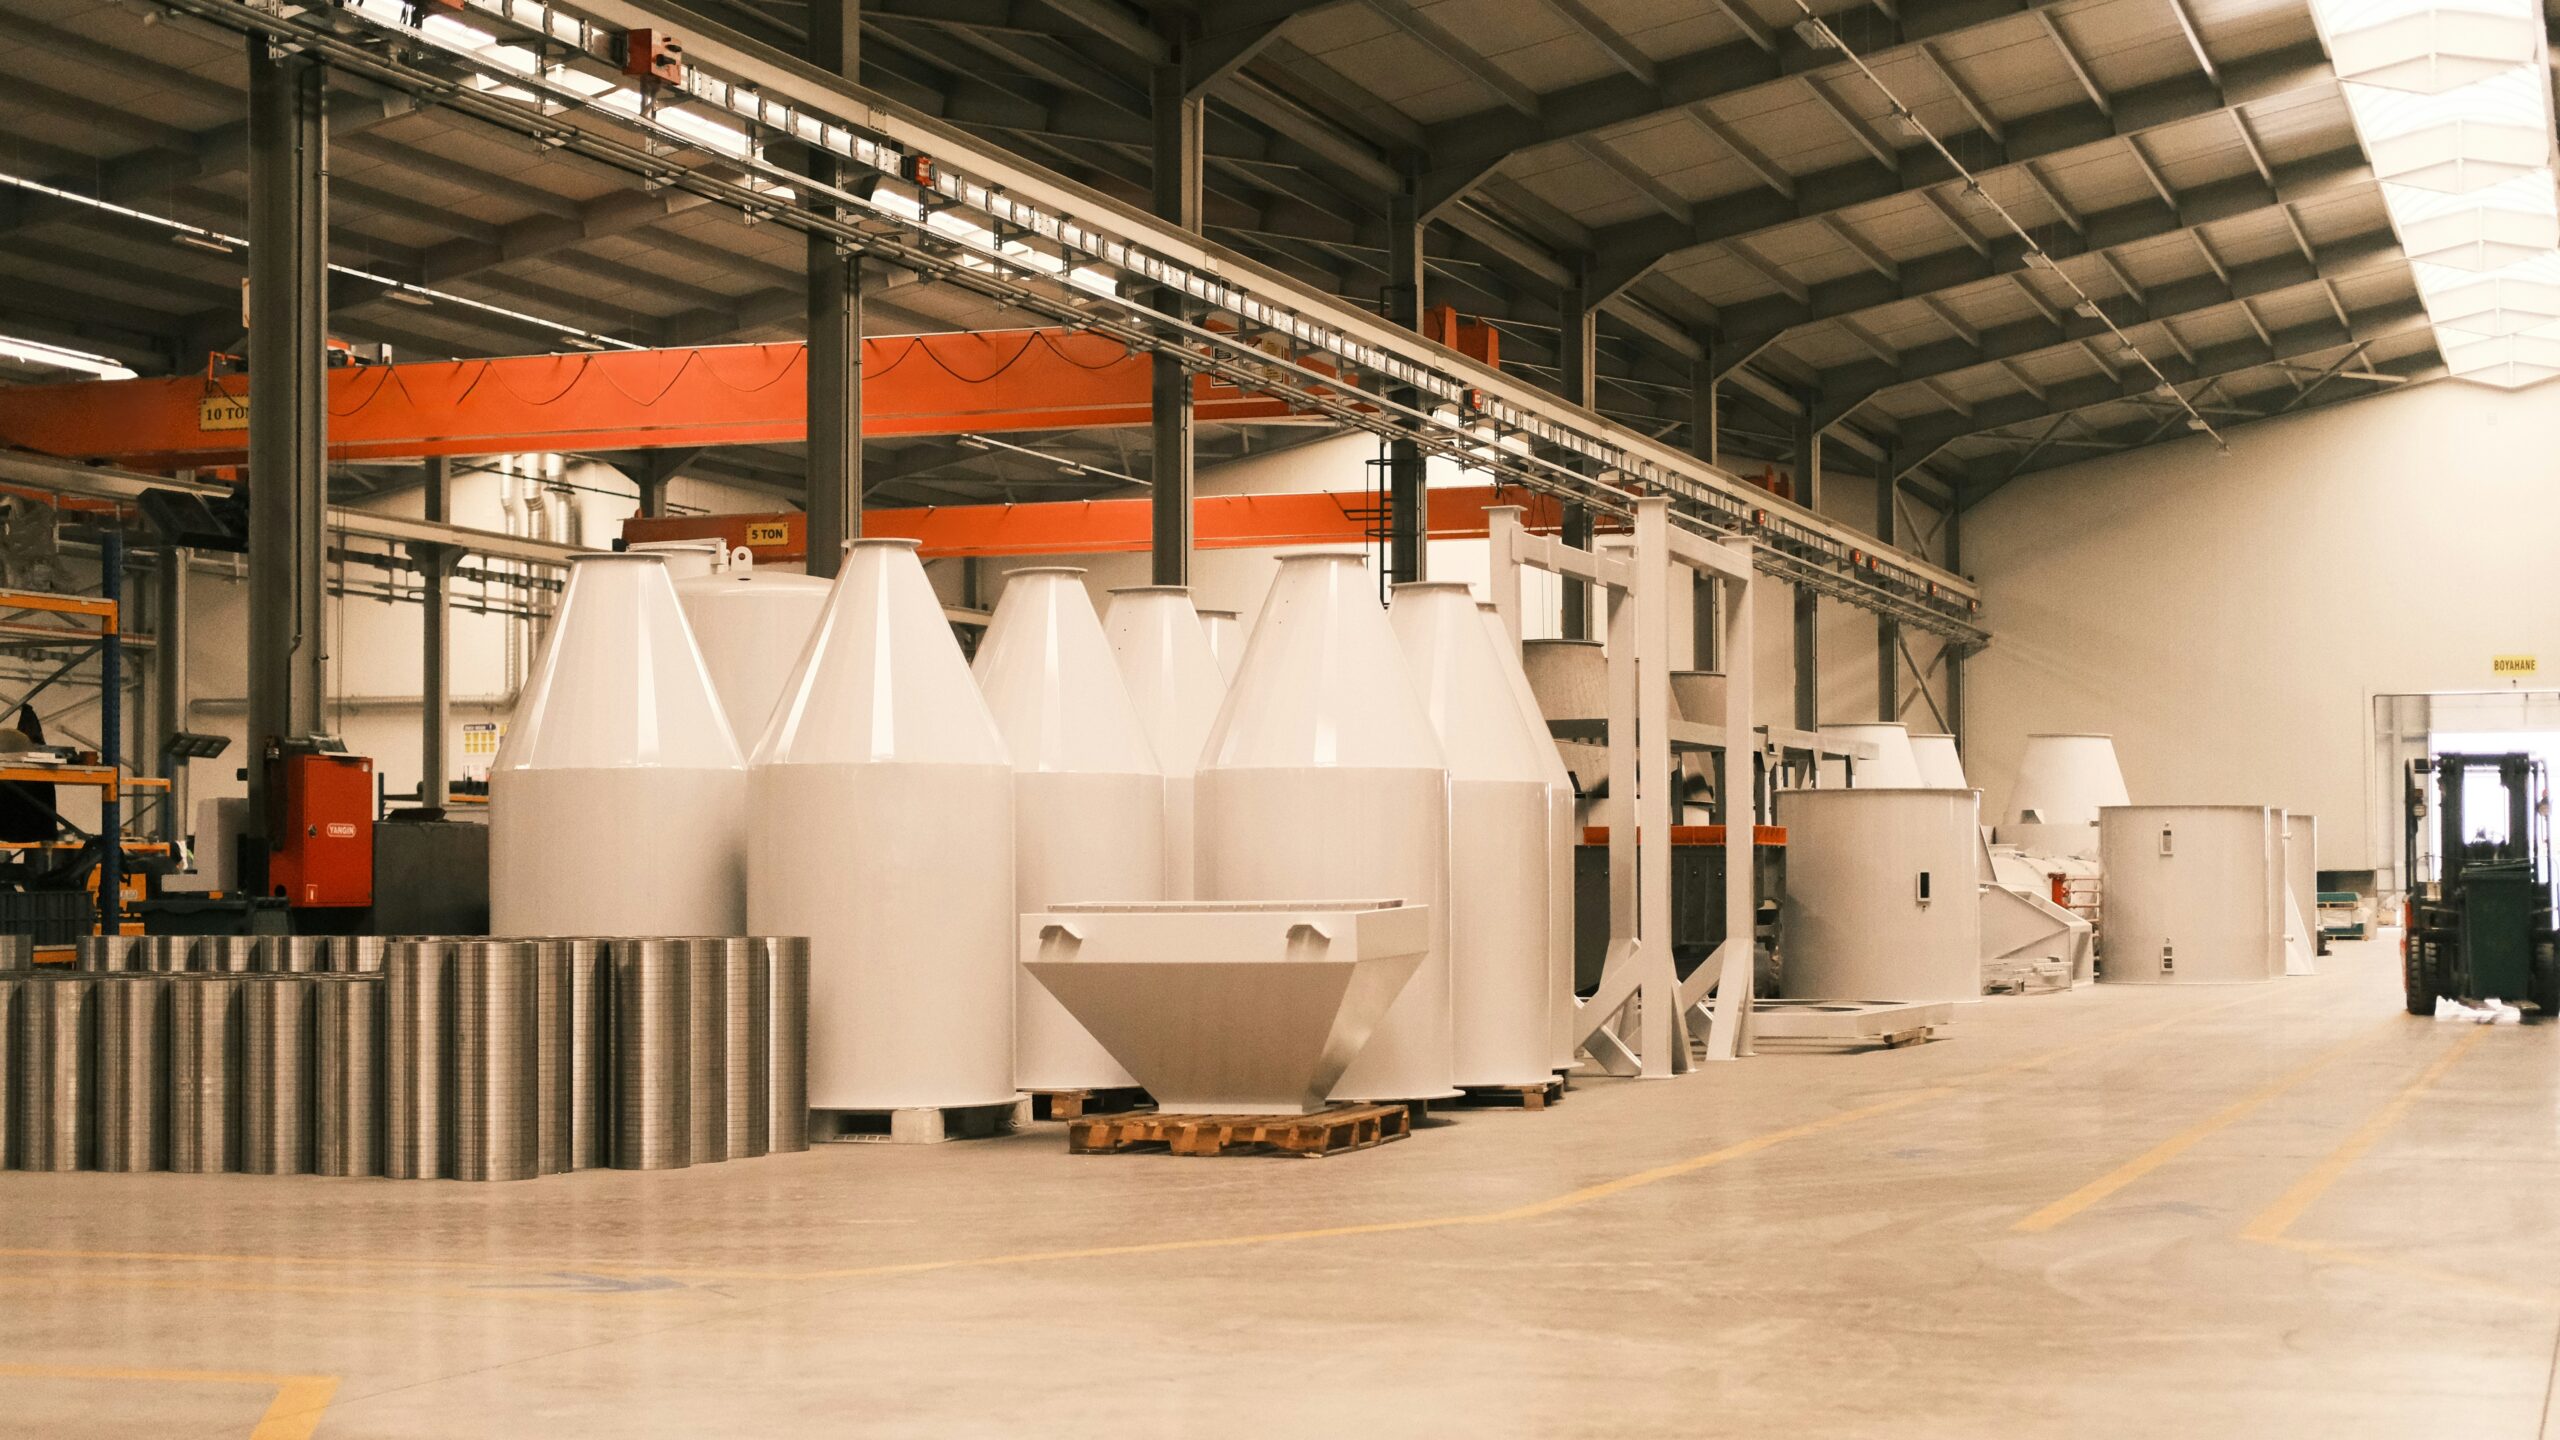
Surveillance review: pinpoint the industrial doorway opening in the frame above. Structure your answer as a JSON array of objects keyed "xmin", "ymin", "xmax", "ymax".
[{"xmin": 2372, "ymin": 690, "xmax": 2560, "ymax": 900}]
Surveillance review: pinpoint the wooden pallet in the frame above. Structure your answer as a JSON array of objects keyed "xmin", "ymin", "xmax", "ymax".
[
  {"xmin": 1067, "ymin": 1103, "xmax": 1411, "ymax": 1159},
  {"xmin": 809, "ymin": 1096, "xmax": 1031, "ymax": 1145},
  {"xmin": 1431, "ymin": 1078, "xmax": 1567, "ymax": 1112},
  {"xmin": 1025, "ymin": 1087, "xmax": 1154, "ymax": 1122}
]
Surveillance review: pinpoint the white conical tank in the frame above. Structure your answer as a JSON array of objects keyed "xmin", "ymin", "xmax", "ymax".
[
  {"xmin": 1820, "ymin": 722, "xmax": 1924, "ymax": 787},
  {"xmin": 2096, "ymin": 805, "xmax": 2280, "ymax": 984},
  {"xmin": 748, "ymin": 538, "xmax": 1017, "ymax": 1110},
  {"xmin": 1480, "ymin": 603, "xmax": 1578, "ymax": 1072},
  {"xmin": 627, "ymin": 538, "xmax": 723, "ymax": 581},
  {"xmin": 975, "ymin": 568, "xmax": 1165, "ymax": 1092},
  {"xmin": 1393, "ymin": 583, "xmax": 1552, "ymax": 1088},
  {"xmin": 2000, "ymin": 733, "xmax": 2131, "ymax": 859},
  {"xmin": 1197, "ymin": 608, "xmax": 1246, "ymax": 682},
  {"xmin": 1909, "ymin": 733, "xmax": 1968, "ymax": 788},
  {"xmin": 676, "ymin": 549, "xmax": 831, "ymax": 748},
  {"xmin": 1775, "ymin": 788, "xmax": 1983, "ymax": 1002},
  {"xmin": 1195, "ymin": 552, "xmax": 1455, "ymax": 1101},
  {"xmin": 1103, "ymin": 585, "xmax": 1227, "ymax": 900},
  {"xmin": 491, "ymin": 552, "xmax": 745, "ymax": 937}
]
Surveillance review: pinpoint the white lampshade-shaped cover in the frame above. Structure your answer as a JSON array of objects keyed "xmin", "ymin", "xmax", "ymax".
[
  {"xmin": 1103, "ymin": 585, "xmax": 1228, "ymax": 899},
  {"xmin": 491, "ymin": 552, "xmax": 746, "ymax": 937},
  {"xmin": 1197, "ymin": 608, "xmax": 1247, "ymax": 683},
  {"xmin": 748, "ymin": 539, "xmax": 1017, "ymax": 1110},
  {"xmin": 1908, "ymin": 733, "xmax": 1969, "ymax": 788},
  {"xmin": 1392, "ymin": 583, "xmax": 1553, "ymax": 1088},
  {"xmin": 1821, "ymin": 722, "xmax": 1924, "ymax": 787},
  {"xmin": 975, "ymin": 568, "xmax": 1165, "ymax": 1092},
  {"xmin": 676, "ymin": 551, "xmax": 831, "ymax": 747},
  {"xmin": 2000, "ymin": 732, "xmax": 2132, "ymax": 860},
  {"xmin": 1195, "ymin": 552, "xmax": 1456, "ymax": 1102},
  {"xmin": 1480, "ymin": 604, "xmax": 1580, "ymax": 1072}
]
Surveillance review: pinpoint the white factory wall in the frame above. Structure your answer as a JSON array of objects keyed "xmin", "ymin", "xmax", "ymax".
[{"xmin": 1964, "ymin": 379, "xmax": 2560, "ymax": 872}]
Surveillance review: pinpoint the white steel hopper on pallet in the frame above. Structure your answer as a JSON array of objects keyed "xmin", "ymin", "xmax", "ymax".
[
  {"xmin": 1197, "ymin": 609, "xmax": 1246, "ymax": 683},
  {"xmin": 2283, "ymin": 812, "xmax": 2320, "ymax": 976},
  {"xmin": 490, "ymin": 552, "xmax": 746, "ymax": 937},
  {"xmin": 1102, "ymin": 586, "xmax": 1228, "ymax": 900},
  {"xmin": 676, "ymin": 548, "xmax": 831, "ymax": 747},
  {"xmin": 975, "ymin": 568, "xmax": 1166, "ymax": 1093},
  {"xmin": 1194, "ymin": 551, "xmax": 1455, "ymax": 1103},
  {"xmin": 1819, "ymin": 723, "xmax": 1925, "ymax": 788},
  {"xmin": 1776, "ymin": 788, "xmax": 1985, "ymax": 1004},
  {"xmin": 1982, "ymin": 884, "xmax": 2097, "ymax": 985},
  {"xmin": 1021, "ymin": 900, "xmax": 1430, "ymax": 1114},
  {"xmin": 2096, "ymin": 805, "xmax": 2283, "ymax": 984},
  {"xmin": 1480, "ymin": 603, "xmax": 1580, "ymax": 1073},
  {"xmin": 2000, "ymin": 734, "xmax": 2132, "ymax": 860},
  {"xmin": 748, "ymin": 538, "xmax": 1018, "ymax": 1111},
  {"xmin": 1393, "ymin": 582, "xmax": 1554, "ymax": 1089}
]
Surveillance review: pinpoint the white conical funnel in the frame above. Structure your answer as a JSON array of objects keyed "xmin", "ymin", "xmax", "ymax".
[
  {"xmin": 677, "ymin": 554, "xmax": 831, "ymax": 748},
  {"xmin": 1480, "ymin": 603, "xmax": 1578, "ymax": 1072},
  {"xmin": 749, "ymin": 539, "xmax": 1017, "ymax": 1110},
  {"xmin": 1999, "ymin": 733, "xmax": 2131, "ymax": 860},
  {"xmin": 1393, "ymin": 583, "xmax": 1552, "ymax": 1088},
  {"xmin": 491, "ymin": 552, "xmax": 746, "ymax": 937},
  {"xmin": 975, "ymin": 568, "xmax": 1164, "ymax": 1092},
  {"xmin": 1196, "ymin": 551, "xmax": 1455, "ymax": 1102},
  {"xmin": 628, "ymin": 538, "xmax": 724, "ymax": 581},
  {"xmin": 1197, "ymin": 608, "xmax": 1246, "ymax": 683},
  {"xmin": 1104, "ymin": 585, "xmax": 1227, "ymax": 899},
  {"xmin": 1909, "ymin": 733, "xmax": 1969, "ymax": 788},
  {"xmin": 1821, "ymin": 722, "xmax": 1924, "ymax": 787}
]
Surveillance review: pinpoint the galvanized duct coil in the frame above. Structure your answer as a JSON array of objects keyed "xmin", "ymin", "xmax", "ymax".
[
  {"xmin": 238, "ymin": 977, "xmax": 316, "ymax": 1176},
  {"xmin": 327, "ymin": 935, "xmax": 388, "ymax": 974},
  {"xmin": 77, "ymin": 936, "xmax": 144, "ymax": 973},
  {"xmin": 0, "ymin": 934, "xmax": 29, "ymax": 971},
  {"xmin": 450, "ymin": 940, "xmax": 540, "ymax": 1183},
  {"xmin": 0, "ymin": 975, "xmax": 18, "ymax": 1165},
  {"xmin": 264, "ymin": 937, "xmax": 333, "ymax": 974},
  {"xmin": 14, "ymin": 976, "xmax": 94, "ymax": 1172},
  {"xmin": 201, "ymin": 936, "xmax": 262, "ymax": 975},
  {"xmin": 312, "ymin": 975, "xmax": 382, "ymax": 1178},
  {"xmin": 529, "ymin": 940, "xmax": 574, "ymax": 1176},
  {"xmin": 167, "ymin": 976, "xmax": 242, "ymax": 1173},
  {"xmin": 682, "ymin": 938, "xmax": 728, "ymax": 1165},
  {"xmin": 721, "ymin": 938, "xmax": 769, "ymax": 1160},
  {"xmin": 382, "ymin": 939, "xmax": 451, "ymax": 1181},
  {"xmin": 93, "ymin": 975, "xmax": 168, "ymax": 1173},
  {"xmin": 758, "ymin": 937, "xmax": 810, "ymax": 1154},
  {"xmin": 147, "ymin": 935, "xmax": 198, "ymax": 974},
  {"xmin": 559, "ymin": 937, "xmax": 611, "ymax": 1171},
  {"xmin": 610, "ymin": 938, "xmax": 689, "ymax": 1171}
]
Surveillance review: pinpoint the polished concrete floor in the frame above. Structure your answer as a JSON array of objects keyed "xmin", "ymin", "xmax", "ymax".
[{"xmin": 2, "ymin": 937, "xmax": 2554, "ymax": 1438}]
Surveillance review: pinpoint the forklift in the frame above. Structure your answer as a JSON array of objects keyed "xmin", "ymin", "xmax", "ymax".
[{"xmin": 2403, "ymin": 752, "xmax": 2559, "ymax": 1016}]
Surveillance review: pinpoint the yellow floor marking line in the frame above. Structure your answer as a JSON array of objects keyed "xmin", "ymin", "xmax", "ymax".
[
  {"xmin": 2011, "ymin": 1027, "xmax": 2380, "ymax": 1234},
  {"xmin": 2252, "ymin": 1233, "xmax": 2557, "ymax": 1307},
  {"xmin": 0, "ymin": 1270, "xmax": 680, "ymax": 1306},
  {"xmin": 2240, "ymin": 1027, "xmax": 2486, "ymax": 1244},
  {"xmin": 0, "ymin": 1363, "xmax": 339, "ymax": 1440}
]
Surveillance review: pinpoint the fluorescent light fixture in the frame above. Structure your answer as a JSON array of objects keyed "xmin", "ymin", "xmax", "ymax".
[
  {"xmin": 2072, "ymin": 299, "xmax": 2103, "ymax": 319},
  {"xmin": 0, "ymin": 334, "xmax": 136, "ymax": 380},
  {"xmin": 1792, "ymin": 17, "xmax": 1840, "ymax": 49},
  {"xmin": 172, "ymin": 232, "xmax": 236, "ymax": 256}
]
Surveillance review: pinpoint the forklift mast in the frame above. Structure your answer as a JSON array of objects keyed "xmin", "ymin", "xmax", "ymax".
[{"xmin": 2404, "ymin": 752, "xmax": 2557, "ymax": 1015}]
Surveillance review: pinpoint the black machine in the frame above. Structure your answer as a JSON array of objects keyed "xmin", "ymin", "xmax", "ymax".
[{"xmin": 2403, "ymin": 752, "xmax": 2559, "ymax": 1016}]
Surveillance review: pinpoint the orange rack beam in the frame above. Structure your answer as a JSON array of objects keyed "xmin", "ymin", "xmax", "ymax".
[{"xmin": 1581, "ymin": 825, "xmax": 1788, "ymax": 847}]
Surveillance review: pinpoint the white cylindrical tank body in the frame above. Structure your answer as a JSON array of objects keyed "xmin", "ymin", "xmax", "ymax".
[
  {"xmin": 1195, "ymin": 552, "xmax": 1455, "ymax": 1102},
  {"xmin": 748, "ymin": 539, "xmax": 1017, "ymax": 1110},
  {"xmin": 1776, "ymin": 789, "xmax": 1984, "ymax": 1002},
  {"xmin": 2097, "ymin": 805, "xmax": 2281, "ymax": 984},
  {"xmin": 676, "ymin": 551, "xmax": 831, "ymax": 748},
  {"xmin": 491, "ymin": 552, "xmax": 746, "ymax": 937},
  {"xmin": 1103, "ymin": 586, "xmax": 1227, "ymax": 900},
  {"xmin": 1197, "ymin": 608, "xmax": 1246, "ymax": 683},
  {"xmin": 1820, "ymin": 722, "xmax": 1924, "ymax": 788},
  {"xmin": 2000, "ymin": 733, "xmax": 2132, "ymax": 859},
  {"xmin": 1909, "ymin": 733, "xmax": 1968, "ymax": 788},
  {"xmin": 1393, "ymin": 583, "xmax": 1551, "ymax": 1088},
  {"xmin": 976, "ymin": 568, "xmax": 1165, "ymax": 1092},
  {"xmin": 1480, "ymin": 605, "xmax": 1579, "ymax": 1072}
]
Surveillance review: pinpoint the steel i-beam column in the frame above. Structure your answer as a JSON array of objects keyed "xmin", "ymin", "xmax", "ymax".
[
  {"xmin": 1560, "ymin": 264, "xmax": 1598, "ymax": 639},
  {"xmin": 1791, "ymin": 403, "xmax": 1821, "ymax": 731},
  {"xmin": 1385, "ymin": 185, "xmax": 1427, "ymax": 584},
  {"xmin": 244, "ymin": 34, "xmax": 330, "ymax": 884},
  {"xmin": 416, "ymin": 456, "xmax": 455, "ymax": 815},
  {"xmin": 152, "ymin": 478, "xmax": 190, "ymax": 846},
  {"xmin": 804, "ymin": 0, "xmax": 863, "ymax": 578},
  {"xmin": 1875, "ymin": 459, "xmax": 1900, "ymax": 722},
  {"xmin": 1150, "ymin": 24, "xmax": 1204, "ymax": 587},
  {"xmin": 1691, "ymin": 342, "xmax": 1720, "ymax": 468},
  {"xmin": 1945, "ymin": 501, "xmax": 1966, "ymax": 746}
]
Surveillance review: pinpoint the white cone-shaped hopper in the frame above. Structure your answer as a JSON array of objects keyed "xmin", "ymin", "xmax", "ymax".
[
  {"xmin": 748, "ymin": 538, "xmax": 1017, "ymax": 1110},
  {"xmin": 1909, "ymin": 733, "xmax": 1968, "ymax": 788},
  {"xmin": 1820, "ymin": 722, "xmax": 1924, "ymax": 787},
  {"xmin": 1103, "ymin": 586, "xmax": 1227, "ymax": 900},
  {"xmin": 677, "ymin": 551, "xmax": 831, "ymax": 747},
  {"xmin": 628, "ymin": 538, "xmax": 724, "ymax": 581},
  {"xmin": 1393, "ymin": 583, "xmax": 1552, "ymax": 1088},
  {"xmin": 2096, "ymin": 805, "xmax": 2280, "ymax": 984},
  {"xmin": 1195, "ymin": 551, "xmax": 1455, "ymax": 1101},
  {"xmin": 1197, "ymin": 608, "xmax": 1246, "ymax": 683},
  {"xmin": 1776, "ymin": 788, "xmax": 1984, "ymax": 1002},
  {"xmin": 975, "ymin": 568, "xmax": 1164, "ymax": 1092},
  {"xmin": 491, "ymin": 552, "xmax": 746, "ymax": 937},
  {"xmin": 2000, "ymin": 734, "xmax": 2131, "ymax": 860},
  {"xmin": 1480, "ymin": 604, "xmax": 1579, "ymax": 1073}
]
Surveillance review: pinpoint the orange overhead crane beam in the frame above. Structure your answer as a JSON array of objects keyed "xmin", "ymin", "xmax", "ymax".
[
  {"xmin": 622, "ymin": 484, "xmax": 1570, "ymax": 562},
  {"xmin": 0, "ymin": 329, "xmax": 1313, "ymax": 469}
]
